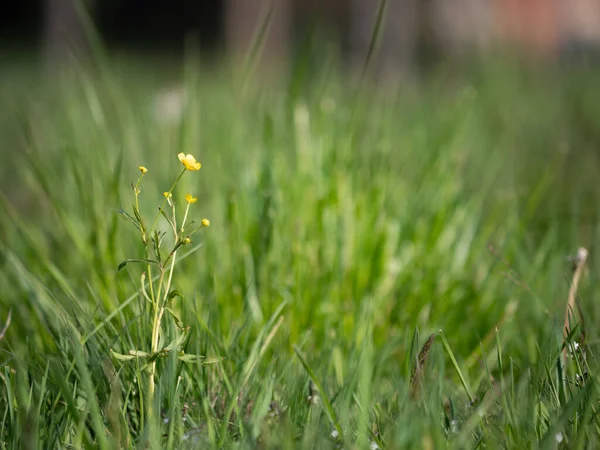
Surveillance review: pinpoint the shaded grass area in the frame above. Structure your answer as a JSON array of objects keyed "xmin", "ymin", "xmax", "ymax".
[{"xmin": 2, "ymin": 56, "xmax": 600, "ymax": 447}]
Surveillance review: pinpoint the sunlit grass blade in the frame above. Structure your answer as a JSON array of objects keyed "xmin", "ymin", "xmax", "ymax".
[{"xmin": 439, "ymin": 329, "xmax": 474, "ymax": 403}]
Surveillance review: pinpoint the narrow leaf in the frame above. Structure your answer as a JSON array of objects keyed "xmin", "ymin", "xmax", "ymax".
[
  {"xmin": 152, "ymin": 230, "xmax": 163, "ymax": 265},
  {"xmin": 159, "ymin": 207, "xmax": 176, "ymax": 231},
  {"xmin": 177, "ymin": 354, "xmax": 204, "ymax": 363},
  {"xmin": 132, "ymin": 204, "xmax": 144, "ymax": 226},
  {"xmin": 439, "ymin": 329, "xmax": 474, "ymax": 403},
  {"xmin": 164, "ymin": 307, "xmax": 184, "ymax": 328},
  {"xmin": 166, "ymin": 290, "xmax": 183, "ymax": 304},
  {"xmin": 203, "ymin": 356, "xmax": 225, "ymax": 365},
  {"xmin": 110, "ymin": 349, "xmax": 135, "ymax": 361},
  {"xmin": 117, "ymin": 259, "xmax": 160, "ymax": 272},
  {"xmin": 118, "ymin": 208, "xmax": 141, "ymax": 231},
  {"xmin": 162, "ymin": 327, "xmax": 190, "ymax": 354}
]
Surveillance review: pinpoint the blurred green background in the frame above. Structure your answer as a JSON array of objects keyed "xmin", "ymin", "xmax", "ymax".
[{"xmin": 3, "ymin": 53, "xmax": 600, "ymax": 372}]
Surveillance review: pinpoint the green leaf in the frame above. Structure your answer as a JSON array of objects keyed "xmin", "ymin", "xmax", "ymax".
[
  {"xmin": 177, "ymin": 354, "xmax": 204, "ymax": 363},
  {"xmin": 110, "ymin": 349, "xmax": 135, "ymax": 361},
  {"xmin": 118, "ymin": 208, "xmax": 141, "ymax": 231},
  {"xmin": 439, "ymin": 329, "xmax": 474, "ymax": 403},
  {"xmin": 132, "ymin": 204, "xmax": 147, "ymax": 235},
  {"xmin": 162, "ymin": 327, "xmax": 190, "ymax": 354},
  {"xmin": 152, "ymin": 230, "xmax": 163, "ymax": 265},
  {"xmin": 178, "ymin": 354, "xmax": 224, "ymax": 364},
  {"xmin": 132, "ymin": 203, "xmax": 144, "ymax": 226},
  {"xmin": 159, "ymin": 207, "xmax": 176, "ymax": 231},
  {"xmin": 117, "ymin": 259, "xmax": 160, "ymax": 272},
  {"xmin": 203, "ymin": 356, "xmax": 225, "ymax": 365},
  {"xmin": 128, "ymin": 350, "xmax": 150, "ymax": 358},
  {"xmin": 164, "ymin": 307, "xmax": 184, "ymax": 328},
  {"xmin": 166, "ymin": 290, "xmax": 183, "ymax": 304}
]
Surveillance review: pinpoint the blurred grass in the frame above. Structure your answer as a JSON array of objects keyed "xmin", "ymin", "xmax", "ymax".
[{"xmin": 1, "ymin": 53, "xmax": 600, "ymax": 447}]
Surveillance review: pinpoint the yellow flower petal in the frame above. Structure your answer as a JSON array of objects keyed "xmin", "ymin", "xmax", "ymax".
[
  {"xmin": 139, "ymin": 166, "xmax": 148, "ymax": 174},
  {"xmin": 178, "ymin": 152, "xmax": 201, "ymax": 171},
  {"xmin": 201, "ymin": 218, "xmax": 210, "ymax": 227},
  {"xmin": 185, "ymin": 193, "xmax": 198, "ymax": 204},
  {"xmin": 163, "ymin": 191, "xmax": 172, "ymax": 198}
]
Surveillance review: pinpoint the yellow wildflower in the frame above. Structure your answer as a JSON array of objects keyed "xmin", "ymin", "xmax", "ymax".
[
  {"xmin": 201, "ymin": 218, "xmax": 210, "ymax": 227},
  {"xmin": 163, "ymin": 192, "xmax": 172, "ymax": 198},
  {"xmin": 183, "ymin": 237, "xmax": 191, "ymax": 245},
  {"xmin": 185, "ymin": 194, "xmax": 198, "ymax": 204},
  {"xmin": 139, "ymin": 166, "xmax": 148, "ymax": 174},
  {"xmin": 178, "ymin": 153, "xmax": 201, "ymax": 171}
]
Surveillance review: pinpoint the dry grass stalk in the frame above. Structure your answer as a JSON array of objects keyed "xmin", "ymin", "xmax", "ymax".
[
  {"xmin": 563, "ymin": 247, "xmax": 588, "ymax": 367},
  {"xmin": 0, "ymin": 309, "xmax": 11, "ymax": 340},
  {"xmin": 410, "ymin": 333, "xmax": 436, "ymax": 398}
]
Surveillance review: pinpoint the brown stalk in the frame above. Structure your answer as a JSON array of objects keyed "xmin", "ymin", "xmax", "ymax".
[
  {"xmin": 410, "ymin": 333, "xmax": 435, "ymax": 398},
  {"xmin": 0, "ymin": 309, "xmax": 11, "ymax": 340},
  {"xmin": 563, "ymin": 247, "xmax": 588, "ymax": 367}
]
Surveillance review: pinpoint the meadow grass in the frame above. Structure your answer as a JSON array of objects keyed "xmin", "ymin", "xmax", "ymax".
[{"xmin": 2, "ymin": 55, "xmax": 600, "ymax": 448}]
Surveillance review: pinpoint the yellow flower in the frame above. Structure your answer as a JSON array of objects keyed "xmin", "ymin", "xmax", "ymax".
[
  {"xmin": 201, "ymin": 218, "xmax": 210, "ymax": 227},
  {"xmin": 178, "ymin": 153, "xmax": 201, "ymax": 171},
  {"xmin": 139, "ymin": 166, "xmax": 148, "ymax": 174},
  {"xmin": 163, "ymin": 191, "xmax": 172, "ymax": 198},
  {"xmin": 185, "ymin": 194, "xmax": 198, "ymax": 204},
  {"xmin": 183, "ymin": 237, "xmax": 191, "ymax": 245}
]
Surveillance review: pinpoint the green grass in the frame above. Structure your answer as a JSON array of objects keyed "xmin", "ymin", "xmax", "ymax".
[{"xmin": 2, "ymin": 54, "xmax": 600, "ymax": 448}]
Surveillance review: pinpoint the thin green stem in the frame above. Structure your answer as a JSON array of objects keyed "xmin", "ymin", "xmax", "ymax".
[
  {"xmin": 134, "ymin": 174, "xmax": 143, "ymax": 210},
  {"xmin": 145, "ymin": 250, "xmax": 156, "ymax": 304},
  {"xmin": 147, "ymin": 304, "xmax": 159, "ymax": 422},
  {"xmin": 148, "ymin": 269, "xmax": 166, "ymax": 418},
  {"xmin": 149, "ymin": 168, "xmax": 186, "ymax": 236},
  {"xmin": 181, "ymin": 203, "xmax": 191, "ymax": 234},
  {"xmin": 147, "ymin": 176, "xmax": 185, "ymax": 419},
  {"xmin": 163, "ymin": 250, "xmax": 178, "ymax": 305},
  {"xmin": 163, "ymin": 202, "xmax": 189, "ymax": 296},
  {"xmin": 146, "ymin": 259, "xmax": 159, "ymax": 419},
  {"xmin": 134, "ymin": 176, "xmax": 148, "ymax": 242}
]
